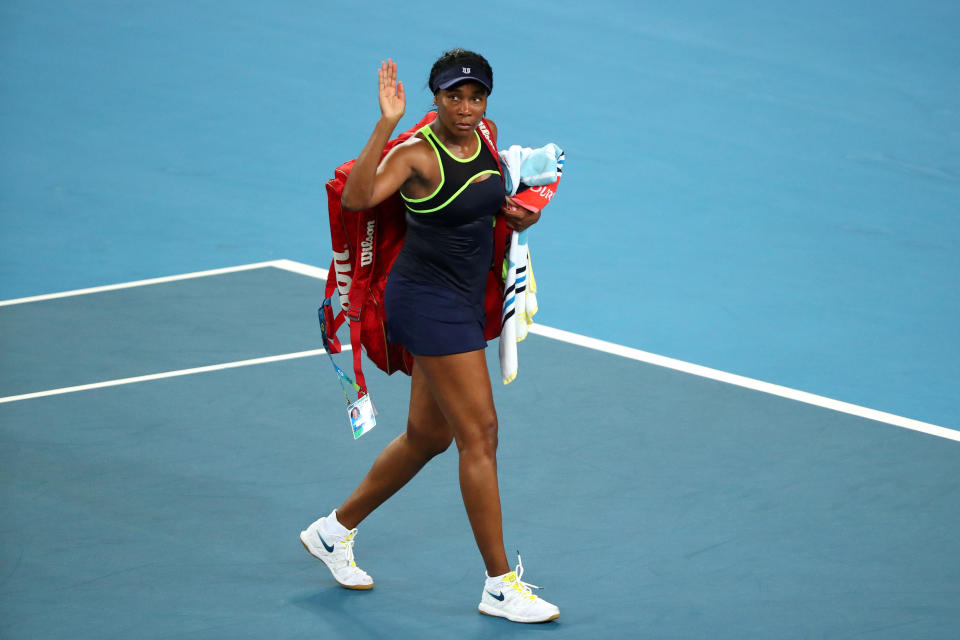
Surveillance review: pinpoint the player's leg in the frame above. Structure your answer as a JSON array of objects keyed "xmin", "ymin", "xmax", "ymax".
[
  {"xmin": 416, "ymin": 349, "xmax": 560, "ymax": 623},
  {"xmin": 336, "ymin": 360, "xmax": 454, "ymax": 528},
  {"xmin": 413, "ymin": 349, "xmax": 510, "ymax": 577},
  {"xmin": 300, "ymin": 360, "xmax": 453, "ymax": 589}
]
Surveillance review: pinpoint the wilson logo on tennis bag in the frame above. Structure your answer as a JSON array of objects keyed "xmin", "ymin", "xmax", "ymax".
[{"xmin": 320, "ymin": 111, "xmax": 508, "ymax": 396}]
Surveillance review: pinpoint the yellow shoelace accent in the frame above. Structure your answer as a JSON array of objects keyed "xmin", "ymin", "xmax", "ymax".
[
  {"xmin": 343, "ymin": 531, "xmax": 357, "ymax": 567},
  {"xmin": 505, "ymin": 555, "xmax": 541, "ymax": 601}
]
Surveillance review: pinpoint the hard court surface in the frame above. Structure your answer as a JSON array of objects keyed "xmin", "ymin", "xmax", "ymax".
[
  {"xmin": 2, "ymin": 1, "xmax": 959, "ymax": 638},
  {"xmin": 1, "ymin": 264, "xmax": 957, "ymax": 639}
]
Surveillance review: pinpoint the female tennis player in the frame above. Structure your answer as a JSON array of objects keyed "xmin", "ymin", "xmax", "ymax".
[{"xmin": 299, "ymin": 49, "xmax": 558, "ymax": 624}]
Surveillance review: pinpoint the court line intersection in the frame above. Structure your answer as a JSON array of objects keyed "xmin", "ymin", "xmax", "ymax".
[{"xmin": 2, "ymin": 259, "xmax": 956, "ymax": 443}]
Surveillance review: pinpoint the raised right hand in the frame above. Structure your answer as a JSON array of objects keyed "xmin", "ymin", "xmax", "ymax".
[{"xmin": 378, "ymin": 59, "xmax": 405, "ymax": 123}]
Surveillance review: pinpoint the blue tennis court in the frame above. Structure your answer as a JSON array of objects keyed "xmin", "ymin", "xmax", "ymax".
[
  {"xmin": 2, "ymin": 1, "xmax": 958, "ymax": 638},
  {"xmin": 2, "ymin": 263, "xmax": 958, "ymax": 638}
]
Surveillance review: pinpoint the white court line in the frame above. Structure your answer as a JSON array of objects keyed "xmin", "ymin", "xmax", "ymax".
[
  {"xmin": 0, "ymin": 348, "xmax": 344, "ymax": 404},
  {"xmin": 0, "ymin": 259, "xmax": 328, "ymax": 307},
  {"xmin": 271, "ymin": 258, "xmax": 329, "ymax": 280},
  {"xmin": 528, "ymin": 325, "xmax": 959, "ymax": 443},
  {"xmin": 2, "ymin": 260, "xmax": 956, "ymax": 443}
]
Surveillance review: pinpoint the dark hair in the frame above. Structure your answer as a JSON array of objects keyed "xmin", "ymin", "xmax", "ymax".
[{"xmin": 428, "ymin": 48, "xmax": 493, "ymax": 95}]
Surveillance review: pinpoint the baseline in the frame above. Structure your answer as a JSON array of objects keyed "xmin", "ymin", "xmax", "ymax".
[
  {"xmin": 272, "ymin": 260, "xmax": 959, "ymax": 443},
  {"xmin": 3, "ymin": 259, "xmax": 954, "ymax": 442},
  {"xmin": 529, "ymin": 325, "xmax": 959, "ymax": 442}
]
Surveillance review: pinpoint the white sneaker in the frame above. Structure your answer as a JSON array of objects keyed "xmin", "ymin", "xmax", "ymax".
[
  {"xmin": 299, "ymin": 516, "xmax": 374, "ymax": 590},
  {"xmin": 478, "ymin": 554, "xmax": 560, "ymax": 623}
]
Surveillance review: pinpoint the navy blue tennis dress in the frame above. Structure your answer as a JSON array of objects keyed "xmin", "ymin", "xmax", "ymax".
[{"xmin": 384, "ymin": 124, "xmax": 503, "ymax": 356}]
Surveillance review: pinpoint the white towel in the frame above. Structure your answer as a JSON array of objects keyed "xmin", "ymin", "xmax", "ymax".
[
  {"xmin": 499, "ymin": 229, "xmax": 536, "ymax": 384},
  {"xmin": 499, "ymin": 143, "xmax": 564, "ymax": 196},
  {"xmin": 497, "ymin": 143, "xmax": 562, "ymax": 384}
]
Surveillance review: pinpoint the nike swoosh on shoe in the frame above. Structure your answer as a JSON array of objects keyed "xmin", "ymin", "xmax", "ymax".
[
  {"xmin": 317, "ymin": 531, "xmax": 335, "ymax": 553},
  {"xmin": 486, "ymin": 590, "xmax": 505, "ymax": 601}
]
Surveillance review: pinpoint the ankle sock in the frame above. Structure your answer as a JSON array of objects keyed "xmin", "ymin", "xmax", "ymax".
[
  {"xmin": 322, "ymin": 509, "xmax": 350, "ymax": 537},
  {"xmin": 486, "ymin": 570, "xmax": 512, "ymax": 586}
]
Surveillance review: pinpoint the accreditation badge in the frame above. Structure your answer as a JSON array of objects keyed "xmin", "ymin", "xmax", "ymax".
[{"xmin": 347, "ymin": 394, "xmax": 377, "ymax": 439}]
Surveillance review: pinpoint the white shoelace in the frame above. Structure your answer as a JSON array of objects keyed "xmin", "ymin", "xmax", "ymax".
[
  {"xmin": 341, "ymin": 530, "xmax": 358, "ymax": 567},
  {"xmin": 511, "ymin": 552, "xmax": 542, "ymax": 599}
]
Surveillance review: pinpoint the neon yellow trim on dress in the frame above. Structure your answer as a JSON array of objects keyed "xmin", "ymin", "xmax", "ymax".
[
  {"xmin": 400, "ymin": 126, "xmax": 444, "ymax": 204},
  {"xmin": 427, "ymin": 128, "xmax": 482, "ymax": 164},
  {"xmin": 405, "ymin": 170, "xmax": 499, "ymax": 214}
]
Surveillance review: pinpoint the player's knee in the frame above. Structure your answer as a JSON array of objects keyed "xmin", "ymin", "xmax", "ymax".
[
  {"xmin": 407, "ymin": 423, "xmax": 454, "ymax": 458},
  {"xmin": 456, "ymin": 414, "xmax": 498, "ymax": 459}
]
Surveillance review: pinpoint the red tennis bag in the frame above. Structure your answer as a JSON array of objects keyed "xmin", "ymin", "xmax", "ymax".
[{"xmin": 321, "ymin": 112, "xmax": 508, "ymax": 395}]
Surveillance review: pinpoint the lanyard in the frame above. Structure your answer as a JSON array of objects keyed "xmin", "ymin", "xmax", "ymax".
[{"xmin": 318, "ymin": 300, "xmax": 362, "ymax": 404}]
